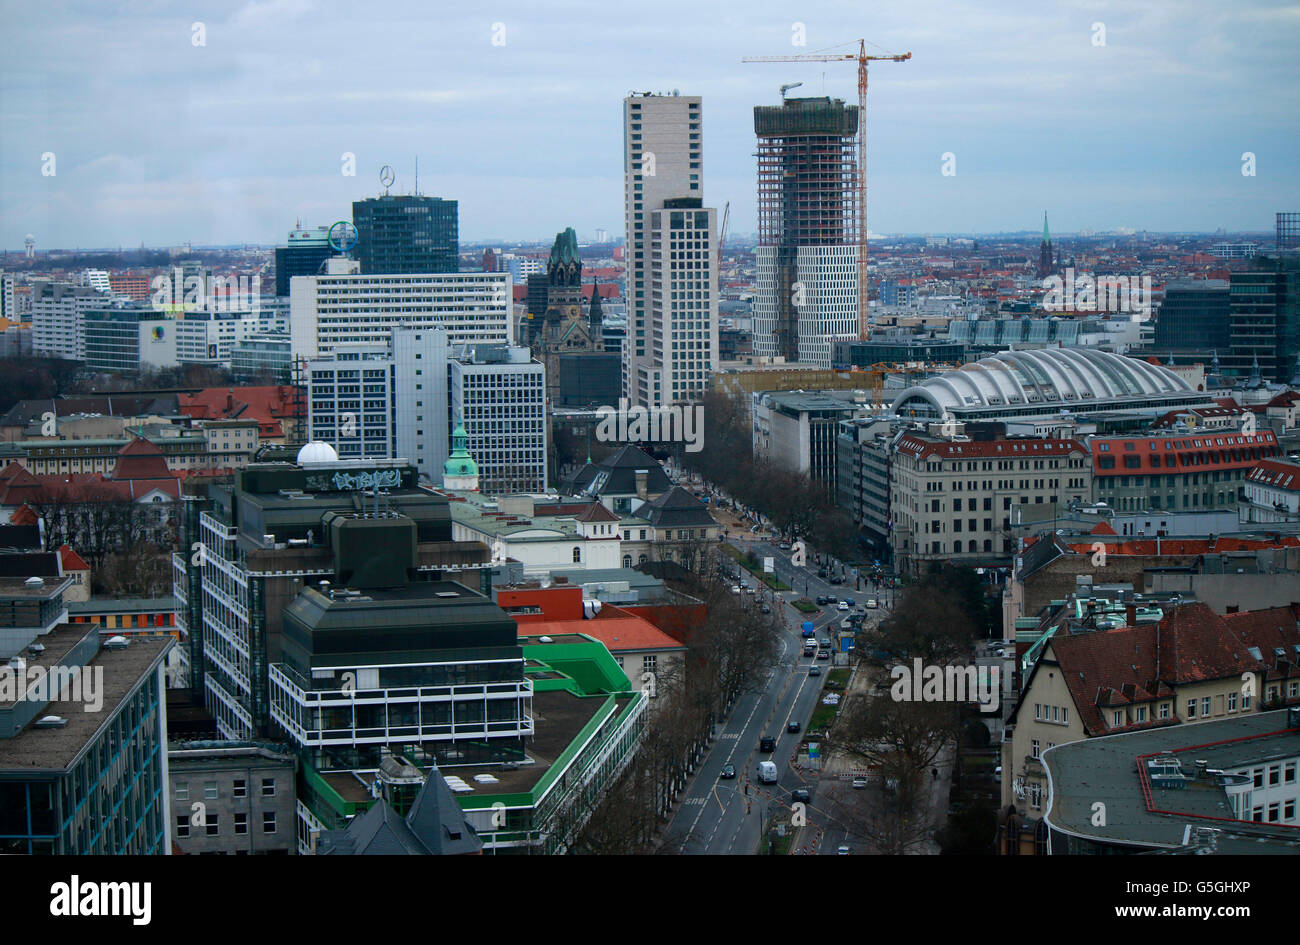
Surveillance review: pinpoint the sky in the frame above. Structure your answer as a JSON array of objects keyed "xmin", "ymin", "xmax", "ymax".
[{"xmin": 1, "ymin": 0, "xmax": 1297, "ymax": 249}]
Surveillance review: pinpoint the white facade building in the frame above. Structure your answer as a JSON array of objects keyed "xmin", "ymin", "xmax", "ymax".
[
  {"xmin": 289, "ymin": 268, "xmax": 512, "ymax": 360},
  {"xmin": 449, "ymin": 344, "xmax": 548, "ymax": 495},
  {"xmin": 649, "ymin": 205, "xmax": 718, "ymax": 403},
  {"xmin": 31, "ymin": 281, "xmax": 110, "ymax": 360}
]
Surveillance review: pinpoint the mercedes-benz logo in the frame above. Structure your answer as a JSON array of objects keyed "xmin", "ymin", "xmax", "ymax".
[{"xmin": 379, "ymin": 165, "xmax": 395, "ymax": 190}]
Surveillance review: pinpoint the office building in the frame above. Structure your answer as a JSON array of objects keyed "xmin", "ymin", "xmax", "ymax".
[
  {"xmin": 0, "ymin": 589, "xmax": 172, "ymax": 854},
  {"xmin": 752, "ymin": 390, "xmax": 870, "ymax": 496},
  {"xmin": 623, "ymin": 92, "xmax": 711, "ymax": 407},
  {"xmin": 1228, "ymin": 254, "xmax": 1300, "ymax": 382},
  {"xmin": 449, "ymin": 344, "xmax": 547, "ymax": 494},
  {"xmin": 168, "ymin": 741, "xmax": 298, "ymax": 854},
  {"xmin": 836, "ymin": 417, "xmax": 896, "ymax": 557},
  {"xmin": 648, "ymin": 203, "xmax": 718, "ymax": 403},
  {"xmin": 30, "ymin": 281, "xmax": 110, "ymax": 361},
  {"xmin": 1153, "ymin": 279, "xmax": 1230, "ymax": 352},
  {"xmin": 352, "ymin": 194, "xmax": 458, "ymax": 275},
  {"xmin": 231, "ymin": 335, "xmax": 292, "ymax": 383},
  {"xmin": 1277, "ymin": 212, "xmax": 1299, "ymax": 251},
  {"xmin": 289, "ymin": 267, "xmax": 511, "ymax": 360},
  {"xmin": 891, "ymin": 426, "xmax": 1091, "ymax": 573},
  {"xmin": 82, "ymin": 303, "xmax": 178, "ymax": 374},
  {"xmin": 832, "ymin": 338, "xmax": 965, "ymax": 369},
  {"xmin": 752, "ymin": 97, "xmax": 860, "ymax": 368},
  {"xmin": 1090, "ymin": 428, "xmax": 1283, "ymax": 513},
  {"xmin": 274, "ymin": 225, "xmax": 334, "ymax": 296}
]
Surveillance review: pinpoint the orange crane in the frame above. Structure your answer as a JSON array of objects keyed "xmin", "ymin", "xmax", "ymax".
[{"xmin": 743, "ymin": 40, "xmax": 911, "ymax": 341}]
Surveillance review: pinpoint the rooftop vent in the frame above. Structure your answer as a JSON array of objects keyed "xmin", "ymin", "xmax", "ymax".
[
  {"xmin": 538, "ymin": 635, "xmax": 554, "ymax": 643},
  {"xmin": 34, "ymin": 715, "xmax": 68, "ymax": 729},
  {"xmin": 103, "ymin": 635, "xmax": 129, "ymax": 649}
]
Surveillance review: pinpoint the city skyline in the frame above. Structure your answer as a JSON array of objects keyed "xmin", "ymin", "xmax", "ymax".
[{"xmin": 1, "ymin": 0, "xmax": 1298, "ymax": 249}]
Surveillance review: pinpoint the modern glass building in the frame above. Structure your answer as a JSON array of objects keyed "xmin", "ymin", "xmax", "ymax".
[
  {"xmin": 1153, "ymin": 279, "xmax": 1230, "ymax": 352},
  {"xmin": 352, "ymin": 195, "xmax": 458, "ymax": 275}
]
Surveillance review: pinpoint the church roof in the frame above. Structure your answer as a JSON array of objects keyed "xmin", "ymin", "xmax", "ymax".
[{"xmin": 111, "ymin": 437, "xmax": 172, "ymax": 481}]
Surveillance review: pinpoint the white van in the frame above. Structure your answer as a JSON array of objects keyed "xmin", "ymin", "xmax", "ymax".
[{"xmin": 757, "ymin": 760, "xmax": 778, "ymax": 784}]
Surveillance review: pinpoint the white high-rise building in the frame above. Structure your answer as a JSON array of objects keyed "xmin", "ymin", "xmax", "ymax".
[
  {"xmin": 30, "ymin": 280, "xmax": 110, "ymax": 360},
  {"xmin": 306, "ymin": 327, "xmax": 451, "ymax": 483},
  {"xmin": 449, "ymin": 344, "xmax": 547, "ymax": 494},
  {"xmin": 623, "ymin": 92, "xmax": 715, "ymax": 407},
  {"xmin": 289, "ymin": 267, "xmax": 512, "ymax": 360},
  {"xmin": 649, "ymin": 205, "xmax": 718, "ymax": 403}
]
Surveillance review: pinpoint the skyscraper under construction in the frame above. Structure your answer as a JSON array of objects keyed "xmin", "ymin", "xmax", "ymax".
[{"xmin": 752, "ymin": 96, "xmax": 859, "ymax": 368}]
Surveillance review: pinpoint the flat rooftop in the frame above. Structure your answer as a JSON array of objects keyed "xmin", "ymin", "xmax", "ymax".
[
  {"xmin": 1043, "ymin": 709, "xmax": 1300, "ymax": 854},
  {"xmin": 0, "ymin": 623, "xmax": 96, "ymax": 709},
  {"xmin": 0, "ymin": 636, "xmax": 171, "ymax": 772}
]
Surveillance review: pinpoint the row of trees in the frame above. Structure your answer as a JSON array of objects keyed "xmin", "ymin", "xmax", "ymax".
[
  {"xmin": 684, "ymin": 389, "xmax": 860, "ymax": 561},
  {"xmin": 821, "ymin": 566, "xmax": 990, "ymax": 853},
  {"xmin": 572, "ymin": 543, "xmax": 783, "ymax": 853}
]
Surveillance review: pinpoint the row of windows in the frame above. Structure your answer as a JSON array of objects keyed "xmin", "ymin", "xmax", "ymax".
[{"xmin": 175, "ymin": 811, "xmax": 277, "ymax": 838}]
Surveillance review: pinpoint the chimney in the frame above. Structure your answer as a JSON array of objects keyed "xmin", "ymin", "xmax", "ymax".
[
  {"xmin": 1125, "ymin": 603, "xmax": 1137, "ymax": 627},
  {"xmin": 635, "ymin": 469, "xmax": 648, "ymax": 500}
]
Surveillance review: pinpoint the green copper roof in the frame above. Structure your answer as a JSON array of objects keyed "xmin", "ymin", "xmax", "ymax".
[
  {"xmin": 443, "ymin": 422, "xmax": 478, "ymax": 477},
  {"xmin": 1043, "ymin": 211, "xmax": 1051, "ymax": 244},
  {"xmin": 548, "ymin": 227, "xmax": 580, "ymax": 268}
]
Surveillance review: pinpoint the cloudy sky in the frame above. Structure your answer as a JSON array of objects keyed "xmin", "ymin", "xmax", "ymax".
[{"xmin": 1, "ymin": 0, "xmax": 1297, "ymax": 249}]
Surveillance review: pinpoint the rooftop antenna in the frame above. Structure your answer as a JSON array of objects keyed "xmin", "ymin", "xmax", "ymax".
[{"xmin": 414, "ymin": 155, "xmax": 419, "ymax": 196}]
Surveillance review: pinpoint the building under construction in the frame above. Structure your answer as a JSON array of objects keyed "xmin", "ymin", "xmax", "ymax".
[{"xmin": 752, "ymin": 97, "xmax": 860, "ymax": 368}]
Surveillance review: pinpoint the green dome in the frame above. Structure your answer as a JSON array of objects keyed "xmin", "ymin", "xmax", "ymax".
[{"xmin": 444, "ymin": 422, "xmax": 478, "ymax": 477}]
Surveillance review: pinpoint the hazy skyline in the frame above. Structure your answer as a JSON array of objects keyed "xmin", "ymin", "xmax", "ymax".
[{"xmin": 2, "ymin": 0, "xmax": 1297, "ymax": 250}]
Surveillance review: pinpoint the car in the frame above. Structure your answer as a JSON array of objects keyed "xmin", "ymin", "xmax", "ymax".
[
  {"xmin": 817, "ymin": 637, "xmax": 830, "ymax": 649},
  {"xmin": 759, "ymin": 736, "xmax": 776, "ymax": 753},
  {"xmin": 851, "ymin": 778, "xmax": 867, "ymax": 789},
  {"xmin": 778, "ymin": 542, "xmax": 791, "ymax": 551},
  {"xmin": 865, "ymin": 598, "xmax": 879, "ymax": 609},
  {"xmin": 817, "ymin": 595, "xmax": 833, "ymax": 605},
  {"xmin": 808, "ymin": 665, "xmax": 822, "ymax": 676},
  {"xmin": 720, "ymin": 764, "xmax": 736, "ymax": 780},
  {"xmin": 787, "ymin": 720, "xmax": 801, "ymax": 733},
  {"xmin": 836, "ymin": 601, "xmax": 850, "ymax": 612},
  {"xmin": 730, "ymin": 585, "xmax": 741, "ymax": 595},
  {"xmin": 993, "ymin": 766, "xmax": 1002, "ymax": 783},
  {"xmin": 829, "ymin": 575, "xmax": 844, "ymax": 585},
  {"xmin": 816, "ymin": 649, "xmax": 830, "ymax": 660},
  {"xmin": 844, "ymin": 598, "xmax": 855, "ymax": 607},
  {"xmin": 837, "ymin": 844, "xmax": 852, "ymax": 855},
  {"xmin": 803, "ymin": 644, "xmax": 817, "ymax": 657},
  {"xmin": 791, "ymin": 787, "xmax": 811, "ymax": 804},
  {"xmin": 760, "ymin": 603, "xmax": 772, "ymax": 614}
]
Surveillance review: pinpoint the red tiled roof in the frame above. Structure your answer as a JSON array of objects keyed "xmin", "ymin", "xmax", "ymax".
[
  {"xmin": 9, "ymin": 504, "xmax": 37, "ymax": 525},
  {"xmin": 111, "ymin": 437, "xmax": 172, "ymax": 481},
  {"xmin": 1048, "ymin": 601, "xmax": 1289, "ymax": 735},
  {"xmin": 1066, "ymin": 535, "xmax": 1300, "ymax": 556},
  {"xmin": 58, "ymin": 544, "xmax": 89, "ymax": 571},
  {"xmin": 1245, "ymin": 460, "xmax": 1300, "ymax": 493},
  {"xmin": 1089, "ymin": 520, "xmax": 1117, "ymax": 536},
  {"xmin": 178, "ymin": 386, "xmax": 303, "ymax": 433},
  {"xmin": 896, "ymin": 436, "xmax": 1084, "ymax": 461}
]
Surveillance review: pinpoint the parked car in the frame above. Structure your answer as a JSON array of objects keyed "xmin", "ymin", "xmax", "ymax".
[{"xmin": 720, "ymin": 764, "xmax": 736, "ymax": 780}]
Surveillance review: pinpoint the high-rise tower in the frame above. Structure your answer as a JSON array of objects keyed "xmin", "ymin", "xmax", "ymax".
[
  {"xmin": 622, "ymin": 93, "xmax": 718, "ymax": 407},
  {"xmin": 752, "ymin": 97, "xmax": 859, "ymax": 368}
]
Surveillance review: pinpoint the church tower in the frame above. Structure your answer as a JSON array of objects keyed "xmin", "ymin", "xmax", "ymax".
[
  {"xmin": 442, "ymin": 421, "xmax": 479, "ymax": 491},
  {"xmin": 1038, "ymin": 212, "xmax": 1054, "ymax": 278}
]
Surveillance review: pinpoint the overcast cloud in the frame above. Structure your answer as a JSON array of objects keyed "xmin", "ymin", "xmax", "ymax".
[{"xmin": 1, "ymin": 0, "xmax": 1297, "ymax": 248}]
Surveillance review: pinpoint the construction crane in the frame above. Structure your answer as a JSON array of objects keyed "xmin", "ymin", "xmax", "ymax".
[
  {"xmin": 717, "ymin": 200, "xmax": 729, "ymax": 273},
  {"xmin": 744, "ymin": 40, "xmax": 911, "ymax": 342}
]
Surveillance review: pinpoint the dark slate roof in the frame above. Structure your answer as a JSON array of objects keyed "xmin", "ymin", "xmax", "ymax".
[
  {"xmin": 0, "ymin": 551, "xmax": 59, "ymax": 578},
  {"xmin": 0, "ymin": 524, "xmax": 41, "ymax": 551},
  {"xmin": 0, "ymin": 395, "xmax": 180, "ymax": 428},
  {"xmin": 579, "ymin": 444, "xmax": 672, "ymax": 498},
  {"xmin": 316, "ymin": 766, "xmax": 481, "ymax": 856},
  {"xmin": 636, "ymin": 486, "xmax": 714, "ymax": 528}
]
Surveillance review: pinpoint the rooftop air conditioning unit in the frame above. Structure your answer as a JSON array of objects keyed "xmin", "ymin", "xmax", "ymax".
[{"xmin": 103, "ymin": 635, "xmax": 130, "ymax": 649}]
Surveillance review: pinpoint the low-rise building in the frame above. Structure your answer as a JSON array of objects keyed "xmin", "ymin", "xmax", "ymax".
[{"xmin": 167, "ymin": 740, "xmax": 298, "ymax": 854}]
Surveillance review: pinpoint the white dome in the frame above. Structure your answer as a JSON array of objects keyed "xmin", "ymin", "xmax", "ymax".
[{"xmin": 296, "ymin": 441, "xmax": 339, "ymax": 464}]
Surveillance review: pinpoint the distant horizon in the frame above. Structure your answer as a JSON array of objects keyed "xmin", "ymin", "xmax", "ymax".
[{"xmin": 1, "ymin": 227, "xmax": 1289, "ymax": 258}]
